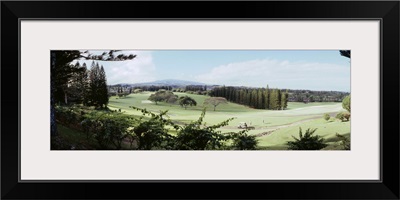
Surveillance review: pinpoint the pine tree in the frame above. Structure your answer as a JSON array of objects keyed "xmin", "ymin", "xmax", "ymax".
[
  {"xmin": 258, "ymin": 89, "xmax": 264, "ymax": 109},
  {"xmin": 251, "ymin": 89, "xmax": 256, "ymax": 108},
  {"xmin": 88, "ymin": 61, "xmax": 96, "ymax": 106},
  {"xmin": 245, "ymin": 89, "xmax": 250, "ymax": 106},
  {"xmin": 81, "ymin": 63, "xmax": 90, "ymax": 106},
  {"xmin": 87, "ymin": 63, "xmax": 109, "ymax": 108},
  {"xmin": 265, "ymin": 85, "xmax": 270, "ymax": 109},
  {"xmin": 50, "ymin": 50, "xmax": 136, "ymax": 136},
  {"xmin": 277, "ymin": 89, "xmax": 282, "ymax": 110},
  {"xmin": 98, "ymin": 65, "xmax": 109, "ymax": 108},
  {"xmin": 281, "ymin": 90, "xmax": 289, "ymax": 110},
  {"xmin": 269, "ymin": 89, "xmax": 276, "ymax": 109},
  {"xmin": 66, "ymin": 62, "xmax": 89, "ymax": 104}
]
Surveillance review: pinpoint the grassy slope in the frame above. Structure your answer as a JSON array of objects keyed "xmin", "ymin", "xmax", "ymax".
[
  {"xmin": 53, "ymin": 123, "xmax": 98, "ymax": 150},
  {"xmin": 257, "ymin": 118, "xmax": 350, "ymax": 149},
  {"xmin": 107, "ymin": 92, "xmax": 350, "ymax": 149}
]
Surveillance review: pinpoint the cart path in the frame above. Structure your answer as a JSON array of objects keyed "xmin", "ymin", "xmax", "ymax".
[{"xmin": 254, "ymin": 116, "xmax": 323, "ymax": 137}]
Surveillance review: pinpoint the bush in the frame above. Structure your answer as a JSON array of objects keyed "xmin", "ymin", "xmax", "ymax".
[
  {"xmin": 336, "ymin": 112, "xmax": 350, "ymax": 122},
  {"xmin": 173, "ymin": 109, "xmax": 233, "ymax": 150},
  {"xmin": 342, "ymin": 95, "xmax": 351, "ymax": 112},
  {"xmin": 336, "ymin": 133, "xmax": 350, "ymax": 150},
  {"xmin": 287, "ymin": 128, "xmax": 327, "ymax": 150},
  {"xmin": 230, "ymin": 131, "xmax": 258, "ymax": 150},
  {"xmin": 56, "ymin": 105, "xmax": 261, "ymax": 150},
  {"xmin": 56, "ymin": 105, "xmax": 135, "ymax": 149},
  {"xmin": 323, "ymin": 113, "xmax": 330, "ymax": 121},
  {"xmin": 343, "ymin": 112, "xmax": 350, "ymax": 121}
]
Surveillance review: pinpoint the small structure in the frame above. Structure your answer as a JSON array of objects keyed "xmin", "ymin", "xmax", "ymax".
[
  {"xmin": 237, "ymin": 122, "xmax": 255, "ymax": 130},
  {"xmin": 237, "ymin": 122, "xmax": 247, "ymax": 129}
]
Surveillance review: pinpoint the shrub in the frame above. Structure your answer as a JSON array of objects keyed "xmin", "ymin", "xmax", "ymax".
[
  {"xmin": 130, "ymin": 107, "xmax": 178, "ymax": 150},
  {"xmin": 342, "ymin": 95, "xmax": 351, "ymax": 112},
  {"xmin": 323, "ymin": 113, "xmax": 331, "ymax": 121},
  {"xmin": 173, "ymin": 108, "xmax": 233, "ymax": 150},
  {"xmin": 287, "ymin": 128, "xmax": 327, "ymax": 150},
  {"xmin": 56, "ymin": 105, "xmax": 135, "ymax": 149},
  {"xmin": 230, "ymin": 131, "xmax": 258, "ymax": 150},
  {"xmin": 336, "ymin": 133, "xmax": 350, "ymax": 150},
  {"xmin": 343, "ymin": 112, "xmax": 351, "ymax": 121},
  {"xmin": 336, "ymin": 112, "xmax": 350, "ymax": 122}
]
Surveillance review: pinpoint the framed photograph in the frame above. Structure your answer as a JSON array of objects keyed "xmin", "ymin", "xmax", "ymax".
[{"xmin": 2, "ymin": 1, "xmax": 399, "ymax": 199}]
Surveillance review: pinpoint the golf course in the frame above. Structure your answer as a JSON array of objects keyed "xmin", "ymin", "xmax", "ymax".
[
  {"xmin": 51, "ymin": 50, "xmax": 351, "ymax": 150},
  {"xmin": 107, "ymin": 91, "xmax": 350, "ymax": 150}
]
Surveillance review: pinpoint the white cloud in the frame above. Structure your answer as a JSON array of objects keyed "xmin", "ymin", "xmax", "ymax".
[
  {"xmin": 77, "ymin": 51, "xmax": 156, "ymax": 84},
  {"xmin": 194, "ymin": 59, "xmax": 350, "ymax": 91}
]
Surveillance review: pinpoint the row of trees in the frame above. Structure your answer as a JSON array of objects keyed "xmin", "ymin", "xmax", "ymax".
[
  {"xmin": 148, "ymin": 90, "xmax": 178, "ymax": 105},
  {"xmin": 51, "ymin": 50, "xmax": 136, "ymax": 136},
  {"xmin": 65, "ymin": 61, "xmax": 109, "ymax": 108},
  {"xmin": 185, "ymin": 85, "xmax": 207, "ymax": 92},
  {"xmin": 148, "ymin": 90, "xmax": 199, "ymax": 109},
  {"xmin": 286, "ymin": 89, "xmax": 349, "ymax": 103},
  {"xmin": 209, "ymin": 86, "xmax": 288, "ymax": 110},
  {"xmin": 129, "ymin": 85, "xmax": 173, "ymax": 92}
]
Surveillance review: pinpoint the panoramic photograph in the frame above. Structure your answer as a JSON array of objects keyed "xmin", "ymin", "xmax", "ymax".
[{"xmin": 51, "ymin": 50, "xmax": 351, "ymax": 150}]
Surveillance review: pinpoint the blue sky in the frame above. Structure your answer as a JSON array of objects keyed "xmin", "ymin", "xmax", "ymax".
[{"xmin": 76, "ymin": 50, "xmax": 350, "ymax": 92}]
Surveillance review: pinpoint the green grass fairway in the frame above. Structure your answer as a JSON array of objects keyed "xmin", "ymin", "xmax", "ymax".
[{"xmin": 108, "ymin": 92, "xmax": 350, "ymax": 149}]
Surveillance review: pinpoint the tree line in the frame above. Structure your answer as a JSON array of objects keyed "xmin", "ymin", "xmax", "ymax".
[
  {"xmin": 128, "ymin": 85, "xmax": 173, "ymax": 92},
  {"xmin": 51, "ymin": 50, "xmax": 136, "ymax": 136},
  {"xmin": 286, "ymin": 89, "xmax": 349, "ymax": 103},
  {"xmin": 209, "ymin": 86, "xmax": 288, "ymax": 110},
  {"xmin": 59, "ymin": 61, "xmax": 109, "ymax": 108},
  {"xmin": 185, "ymin": 85, "xmax": 207, "ymax": 92}
]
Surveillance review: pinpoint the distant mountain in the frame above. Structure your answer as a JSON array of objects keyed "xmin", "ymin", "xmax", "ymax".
[{"xmin": 115, "ymin": 79, "xmax": 208, "ymax": 87}]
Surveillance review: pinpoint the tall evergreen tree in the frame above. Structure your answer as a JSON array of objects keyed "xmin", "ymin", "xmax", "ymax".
[
  {"xmin": 269, "ymin": 89, "xmax": 276, "ymax": 109},
  {"xmin": 276, "ymin": 89, "xmax": 282, "ymax": 110},
  {"xmin": 88, "ymin": 62, "xmax": 108, "ymax": 108},
  {"xmin": 81, "ymin": 63, "xmax": 90, "ymax": 105},
  {"xmin": 89, "ymin": 61, "xmax": 98, "ymax": 106},
  {"xmin": 281, "ymin": 90, "xmax": 289, "ymax": 110},
  {"xmin": 66, "ymin": 62, "xmax": 89, "ymax": 104},
  {"xmin": 50, "ymin": 50, "xmax": 136, "ymax": 136},
  {"xmin": 258, "ymin": 89, "xmax": 264, "ymax": 109},
  {"xmin": 265, "ymin": 85, "xmax": 270, "ymax": 109},
  {"xmin": 98, "ymin": 65, "xmax": 109, "ymax": 108},
  {"xmin": 251, "ymin": 90, "xmax": 256, "ymax": 108}
]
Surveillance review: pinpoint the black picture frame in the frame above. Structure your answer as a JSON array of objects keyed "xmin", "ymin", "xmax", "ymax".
[{"xmin": 1, "ymin": 1, "xmax": 399, "ymax": 199}]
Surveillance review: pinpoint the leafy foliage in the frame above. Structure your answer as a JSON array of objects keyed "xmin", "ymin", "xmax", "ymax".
[
  {"xmin": 336, "ymin": 112, "xmax": 350, "ymax": 122},
  {"xmin": 204, "ymin": 97, "xmax": 228, "ymax": 111},
  {"xmin": 230, "ymin": 131, "xmax": 258, "ymax": 150},
  {"xmin": 335, "ymin": 133, "xmax": 350, "ymax": 150},
  {"xmin": 342, "ymin": 95, "xmax": 351, "ymax": 112},
  {"xmin": 323, "ymin": 113, "xmax": 331, "ymax": 121},
  {"xmin": 287, "ymin": 128, "xmax": 327, "ymax": 150},
  {"xmin": 148, "ymin": 90, "xmax": 178, "ymax": 105},
  {"xmin": 174, "ymin": 108, "xmax": 233, "ymax": 150},
  {"xmin": 339, "ymin": 50, "xmax": 351, "ymax": 58},
  {"xmin": 56, "ymin": 105, "xmax": 134, "ymax": 149},
  {"xmin": 129, "ymin": 106, "xmax": 177, "ymax": 150},
  {"xmin": 87, "ymin": 62, "xmax": 109, "ymax": 108},
  {"xmin": 179, "ymin": 96, "xmax": 197, "ymax": 109},
  {"xmin": 51, "ymin": 50, "xmax": 136, "ymax": 136},
  {"xmin": 56, "ymin": 102, "xmax": 290, "ymax": 150}
]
